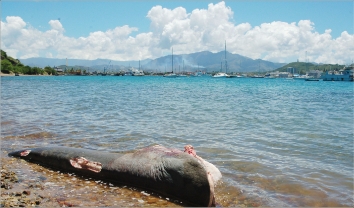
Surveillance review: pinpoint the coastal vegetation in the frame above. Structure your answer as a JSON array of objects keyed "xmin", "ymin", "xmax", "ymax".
[
  {"xmin": 1, "ymin": 50, "xmax": 57, "ymax": 75},
  {"xmin": 277, "ymin": 62, "xmax": 345, "ymax": 74}
]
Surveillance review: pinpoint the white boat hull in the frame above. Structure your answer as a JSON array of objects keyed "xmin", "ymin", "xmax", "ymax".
[{"xmin": 212, "ymin": 72, "xmax": 229, "ymax": 78}]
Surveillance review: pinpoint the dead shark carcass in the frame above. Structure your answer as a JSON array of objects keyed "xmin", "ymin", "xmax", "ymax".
[{"xmin": 8, "ymin": 145, "xmax": 222, "ymax": 207}]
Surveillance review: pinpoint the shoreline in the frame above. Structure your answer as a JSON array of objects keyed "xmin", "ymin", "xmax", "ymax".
[
  {"xmin": 1, "ymin": 151, "xmax": 182, "ymax": 207},
  {"xmin": 1, "ymin": 139, "xmax": 348, "ymax": 207},
  {"xmin": 0, "ymin": 73, "xmax": 52, "ymax": 77},
  {"xmin": 1, "ymin": 142, "xmax": 253, "ymax": 207}
]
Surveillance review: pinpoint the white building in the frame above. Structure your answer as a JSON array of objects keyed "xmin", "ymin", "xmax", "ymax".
[{"xmin": 279, "ymin": 72, "xmax": 290, "ymax": 78}]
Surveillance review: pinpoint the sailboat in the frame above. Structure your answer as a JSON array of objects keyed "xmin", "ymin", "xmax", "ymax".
[
  {"xmin": 228, "ymin": 60, "xmax": 244, "ymax": 78},
  {"xmin": 101, "ymin": 67, "xmax": 107, "ymax": 76},
  {"xmin": 191, "ymin": 64, "xmax": 204, "ymax": 77},
  {"xmin": 213, "ymin": 41, "xmax": 230, "ymax": 78},
  {"xmin": 251, "ymin": 60, "xmax": 264, "ymax": 78},
  {"xmin": 178, "ymin": 61, "xmax": 187, "ymax": 77},
  {"xmin": 164, "ymin": 48, "xmax": 177, "ymax": 78},
  {"xmin": 132, "ymin": 60, "xmax": 145, "ymax": 76}
]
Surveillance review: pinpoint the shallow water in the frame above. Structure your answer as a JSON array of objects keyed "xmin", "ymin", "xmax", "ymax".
[{"xmin": 1, "ymin": 75, "xmax": 353, "ymax": 206}]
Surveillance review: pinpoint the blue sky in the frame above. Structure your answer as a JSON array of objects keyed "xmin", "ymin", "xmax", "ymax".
[
  {"xmin": 1, "ymin": 1, "xmax": 353, "ymax": 64},
  {"xmin": 3, "ymin": 1, "xmax": 352, "ymax": 38}
]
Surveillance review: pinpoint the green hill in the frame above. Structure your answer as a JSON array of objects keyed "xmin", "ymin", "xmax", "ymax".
[
  {"xmin": 1, "ymin": 50, "xmax": 57, "ymax": 75},
  {"xmin": 276, "ymin": 62, "xmax": 345, "ymax": 74}
]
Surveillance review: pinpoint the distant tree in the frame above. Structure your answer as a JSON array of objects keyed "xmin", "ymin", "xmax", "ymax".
[
  {"xmin": 13, "ymin": 65, "xmax": 23, "ymax": 74},
  {"xmin": 24, "ymin": 66, "xmax": 33, "ymax": 75},
  {"xmin": 33, "ymin": 67, "xmax": 44, "ymax": 75},
  {"xmin": 44, "ymin": 66, "xmax": 53, "ymax": 75},
  {"xmin": 1, "ymin": 50, "xmax": 8, "ymax": 59},
  {"xmin": 51, "ymin": 69, "xmax": 56, "ymax": 75},
  {"xmin": 1, "ymin": 59, "xmax": 13, "ymax": 73}
]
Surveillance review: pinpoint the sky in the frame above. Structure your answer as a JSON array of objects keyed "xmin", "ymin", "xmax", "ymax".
[{"xmin": 1, "ymin": 0, "xmax": 353, "ymax": 64}]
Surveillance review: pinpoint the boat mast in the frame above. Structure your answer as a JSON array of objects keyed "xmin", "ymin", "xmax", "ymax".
[
  {"xmin": 305, "ymin": 51, "xmax": 307, "ymax": 74},
  {"xmin": 225, "ymin": 40, "xmax": 227, "ymax": 74},
  {"xmin": 259, "ymin": 60, "xmax": 260, "ymax": 74}
]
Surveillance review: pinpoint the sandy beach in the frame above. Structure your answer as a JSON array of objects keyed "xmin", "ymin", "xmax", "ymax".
[
  {"xmin": 1, "ymin": 72, "xmax": 17, "ymax": 76},
  {"xmin": 0, "ymin": 72, "xmax": 52, "ymax": 77}
]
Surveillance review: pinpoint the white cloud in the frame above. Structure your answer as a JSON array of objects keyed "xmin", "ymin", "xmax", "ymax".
[
  {"xmin": 1, "ymin": 1, "xmax": 353, "ymax": 65},
  {"xmin": 1, "ymin": 16, "xmax": 26, "ymax": 51},
  {"xmin": 48, "ymin": 20, "xmax": 64, "ymax": 33}
]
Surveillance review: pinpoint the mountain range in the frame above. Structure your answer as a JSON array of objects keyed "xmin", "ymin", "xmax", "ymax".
[{"xmin": 19, "ymin": 51, "xmax": 287, "ymax": 73}]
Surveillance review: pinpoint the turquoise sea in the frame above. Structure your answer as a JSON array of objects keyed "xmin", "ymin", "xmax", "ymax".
[{"xmin": 1, "ymin": 75, "xmax": 353, "ymax": 207}]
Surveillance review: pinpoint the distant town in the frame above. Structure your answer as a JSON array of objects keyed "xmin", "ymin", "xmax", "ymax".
[{"xmin": 1, "ymin": 50, "xmax": 353, "ymax": 81}]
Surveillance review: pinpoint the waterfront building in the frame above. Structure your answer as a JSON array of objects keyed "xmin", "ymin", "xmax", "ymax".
[
  {"xmin": 278, "ymin": 72, "xmax": 291, "ymax": 78},
  {"xmin": 321, "ymin": 67, "xmax": 353, "ymax": 81},
  {"xmin": 308, "ymin": 70, "xmax": 322, "ymax": 78},
  {"xmin": 287, "ymin": 67, "xmax": 297, "ymax": 75}
]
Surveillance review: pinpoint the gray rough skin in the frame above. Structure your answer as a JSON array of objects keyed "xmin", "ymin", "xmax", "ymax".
[{"xmin": 8, "ymin": 145, "xmax": 214, "ymax": 207}]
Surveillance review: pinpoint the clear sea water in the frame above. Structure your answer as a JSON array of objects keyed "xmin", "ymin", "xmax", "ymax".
[{"xmin": 1, "ymin": 75, "xmax": 353, "ymax": 207}]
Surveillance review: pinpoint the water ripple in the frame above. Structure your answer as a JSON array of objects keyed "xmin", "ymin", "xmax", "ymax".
[{"xmin": 1, "ymin": 76, "xmax": 353, "ymax": 207}]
